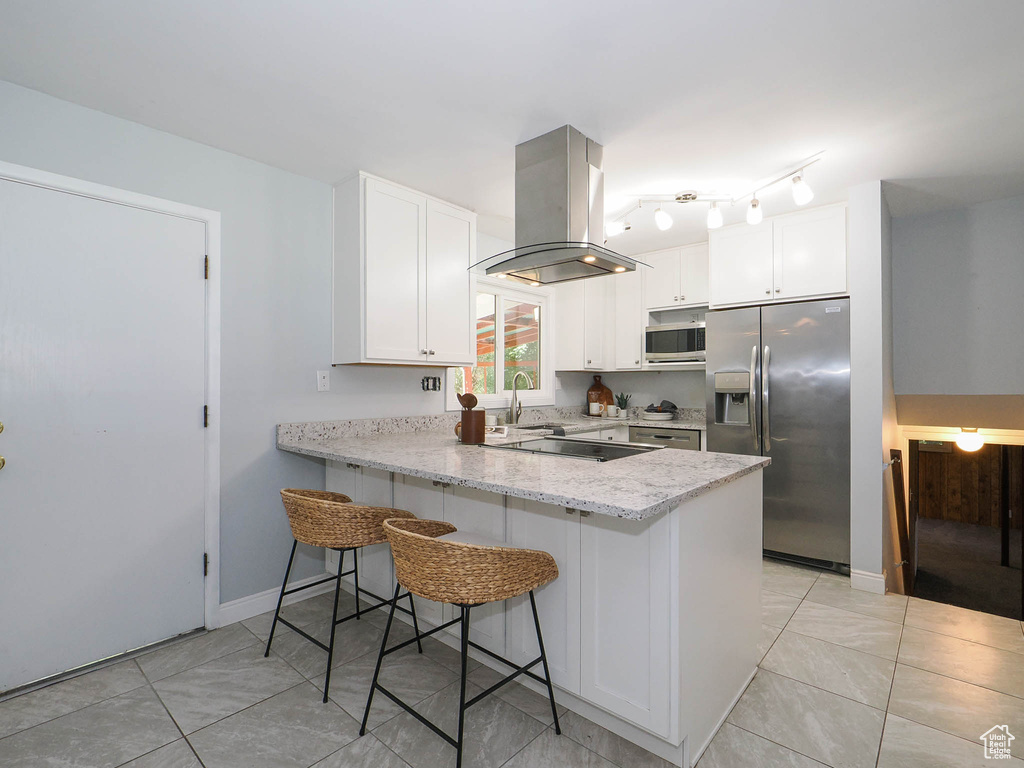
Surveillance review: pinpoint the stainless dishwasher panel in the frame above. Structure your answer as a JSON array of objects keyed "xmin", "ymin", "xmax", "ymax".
[{"xmin": 628, "ymin": 426, "xmax": 701, "ymax": 451}]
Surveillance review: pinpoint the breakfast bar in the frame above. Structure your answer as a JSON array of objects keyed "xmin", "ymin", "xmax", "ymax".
[{"xmin": 278, "ymin": 417, "xmax": 768, "ymax": 767}]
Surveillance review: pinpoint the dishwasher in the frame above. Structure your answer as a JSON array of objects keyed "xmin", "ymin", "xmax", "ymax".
[{"xmin": 628, "ymin": 426, "xmax": 701, "ymax": 451}]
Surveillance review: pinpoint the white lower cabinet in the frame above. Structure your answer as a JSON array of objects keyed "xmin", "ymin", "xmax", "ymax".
[
  {"xmin": 505, "ymin": 499, "xmax": 582, "ymax": 694},
  {"xmin": 580, "ymin": 511, "xmax": 672, "ymax": 738},
  {"xmin": 440, "ymin": 485, "xmax": 507, "ymax": 656},
  {"xmin": 325, "ymin": 462, "xmax": 395, "ymax": 601},
  {"xmin": 392, "ymin": 473, "xmax": 446, "ymax": 628}
]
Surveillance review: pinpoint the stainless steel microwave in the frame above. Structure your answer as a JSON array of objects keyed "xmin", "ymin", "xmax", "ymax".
[{"xmin": 644, "ymin": 322, "xmax": 706, "ymax": 363}]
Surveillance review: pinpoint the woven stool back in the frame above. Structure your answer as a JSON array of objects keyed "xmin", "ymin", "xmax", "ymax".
[
  {"xmin": 280, "ymin": 489, "xmax": 415, "ymax": 549},
  {"xmin": 383, "ymin": 518, "xmax": 559, "ymax": 605}
]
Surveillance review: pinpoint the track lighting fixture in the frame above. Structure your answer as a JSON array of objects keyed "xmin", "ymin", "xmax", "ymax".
[
  {"xmin": 706, "ymin": 202, "xmax": 723, "ymax": 229},
  {"xmin": 654, "ymin": 208, "xmax": 673, "ymax": 231},
  {"xmin": 746, "ymin": 196, "xmax": 763, "ymax": 225},
  {"xmin": 791, "ymin": 173, "xmax": 814, "ymax": 206}
]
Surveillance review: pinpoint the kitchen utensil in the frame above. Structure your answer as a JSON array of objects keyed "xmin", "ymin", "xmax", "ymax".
[
  {"xmin": 586, "ymin": 375, "xmax": 614, "ymax": 407},
  {"xmin": 457, "ymin": 392, "xmax": 478, "ymax": 410},
  {"xmin": 454, "ymin": 409, "xmax": 485, "ymax": 444}
]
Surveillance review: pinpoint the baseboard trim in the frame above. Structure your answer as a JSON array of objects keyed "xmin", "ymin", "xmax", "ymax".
[
  {"xmin": 850, "ymin": 569, "xmax": 886, "ymax": 595},
  {"xmin": 211, "ymin": 572, "xmax": 336, "ymax": 628}
]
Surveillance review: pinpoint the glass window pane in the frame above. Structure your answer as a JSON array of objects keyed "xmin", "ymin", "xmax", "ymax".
[
  {"xmin": 453, "ymin": 292, "xmax": 497, "ymax": 397},
  {"xmin": 503, "ymin": 299, "xmax": 540, "ymax": 391}
]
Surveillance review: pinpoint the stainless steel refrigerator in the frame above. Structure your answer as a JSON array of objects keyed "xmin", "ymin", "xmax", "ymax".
[{"xmin": 705, "ymin": 299, "xmax": 851, "ymax": 567}]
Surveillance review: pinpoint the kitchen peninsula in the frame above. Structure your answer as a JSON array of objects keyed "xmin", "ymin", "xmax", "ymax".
[{"xmin": 277, "ymin": 414, "xmax": 768, "ymax": 767}]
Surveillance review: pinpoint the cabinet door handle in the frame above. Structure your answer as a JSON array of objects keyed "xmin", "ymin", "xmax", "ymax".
[
  {"xmin": 774, "ymin": 288, "xmax": 781, "ymax": 293},
  {"xmin": 635, "ymin": 359, "xmax": 640, "ymax": 365},
  {"xmin": 587, "ymin": 359, "xmax": 592, "ymax": 364},
  {"xmin": 765, "ymin": 289, "xmax": 771, "ymax": 295},
  {"xmin": 673, "ymin": 296, "xmax": 678, "ymax": 301},
  {"xmin": 420, "ymin": 349, "xmax": 428, "ymax": 355},
  {"xmin": 428, "ymin": 350, "xmax": 436, "ymax": 355},
  {"xmin": 0, "ymin": 456, "xmax": 5, "ymax": 471},
  {"xmin": 680, "ymin": 295, "xmax": 685, "ymax": 301}
]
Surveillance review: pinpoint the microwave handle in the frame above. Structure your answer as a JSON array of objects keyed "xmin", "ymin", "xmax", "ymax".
[{"xmin": 749, "ymin": 345, "xmax": 758, "ymax": 451}]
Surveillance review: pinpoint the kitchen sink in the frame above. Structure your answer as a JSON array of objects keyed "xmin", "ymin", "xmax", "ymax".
[
  {"xmin": 513, "ymin": 423, "xmax": 567, "ymax": 435},
  {"xmin": 483, "ymin": 436, "xmax": 663, "ymax": 462}
]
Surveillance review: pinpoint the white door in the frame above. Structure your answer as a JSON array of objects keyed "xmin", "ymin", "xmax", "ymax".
[
  {"xmin": 0, "ymin": 178, "xmax": 207, "ymax": 691},
  {"xmin": 425, "ymin": 200, "xmax": 475, "ymax": 365},
  {"xmin": 679, "ymin": 242, "xmax": 710, "ymax": 307},
  {"xmin": 363, "ymin": 178, "xmax": 426, "ymax": 362},
  {"xmin": 708, "ymin": 224, "xmax": 775, "ymax": 307},
  {"xmin": 772, "ymin": 205, "xmax": 847, "ymax": 300},
  {"xmin": 641, "ymin": 248, "xmax": 681, "ymax": 310},
  {"xmin": 613, "ymin": 270, "xmax": 643, "ymax": 370}
]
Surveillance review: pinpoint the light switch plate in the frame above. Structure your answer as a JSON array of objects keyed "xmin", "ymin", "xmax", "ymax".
[{"xmin": 317, "ymin": 370, "xmax": 330, "ymax": 392}]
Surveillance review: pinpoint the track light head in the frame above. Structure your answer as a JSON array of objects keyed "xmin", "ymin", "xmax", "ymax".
[
  {"xmin": 706, "ymin": 202, "xmax": 723, "ymax": 229},
  {"xmin": 653, "ymin": 208, "xmax": 673, "ymax": 231},
  {"xmin": 746, "ymin": 196, "xmax": 763, "ymax": 225},
  {"xmin": 791, "ymin": 174, "xmax": 814, "ymax": 206}
]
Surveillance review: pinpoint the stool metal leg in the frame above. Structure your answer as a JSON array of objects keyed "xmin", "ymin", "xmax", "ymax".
[
  {"xmin": 359, "ymin": 583, "xmax": 401, "ymax": 735},
  {"xmin": 456, "ymin": 605, "xmax": 471, "ymax": 768},
  {"xmin": 530, "ymin": 590, "xmax": 561, "ymax": 734},
  {"xmin": 408, "ymin": 592, "xmax": 424, "ymax": 654},
  {"xmin": 352, "ymin": 549, "xmax": 361, "ymax": 619},
  {"xmin": 322, "ymin": 549, "xmax": 347, "ymax": 703},
  {"xmin": 265, "ymin": 541, "xmax": 297, "ymax": 657}
]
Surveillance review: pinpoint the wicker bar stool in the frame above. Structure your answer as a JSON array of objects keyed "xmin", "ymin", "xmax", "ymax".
[
  {"xmin": 266, "ymin": 489, "xmax": 423, "ymax": 702},
  {"xmin": 360, "ymin": 517, "xmax": 561, "ymax": 767}
]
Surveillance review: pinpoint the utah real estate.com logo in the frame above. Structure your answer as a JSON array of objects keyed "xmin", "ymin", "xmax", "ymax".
[{"xmin": 981, "ymin": 725, "xmax": 1014, "ymax": 760}]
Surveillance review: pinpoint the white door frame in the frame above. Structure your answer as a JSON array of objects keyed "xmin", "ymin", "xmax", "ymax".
[{"xmin": 0, "ymin": 160, "xmax": 223, "ymax": 630}]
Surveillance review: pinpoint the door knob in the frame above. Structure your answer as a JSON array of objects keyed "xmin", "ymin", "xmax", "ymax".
[
  {"xmin": 674, "ymin": 296, "xmax": 678, "ymax": 301},
  {"xmin": 765, "ymin": 289, "xmax": 771, "ymax": 295},
  {"xmin": 428, "ymin": 350, "xmax": 436, "ymax": 356},
  {"xmin": 680, "ymin": 295, "xmax": 685, "ymax": 301},
  {"xmin": 420, "ymin": 349, "xmax": 428, "ymax": 355},
  {"xmin": 635, "ymin": 359, "xmax": 640, "ymax": 364},
  {"xmin": 775, "ymin": 288, "xmax": 781, "ymax": 293}
]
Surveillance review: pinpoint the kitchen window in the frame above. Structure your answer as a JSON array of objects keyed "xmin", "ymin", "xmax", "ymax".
[{"xmin": 447, "ymin": 279, "xmax": 554, "ymax": 410}]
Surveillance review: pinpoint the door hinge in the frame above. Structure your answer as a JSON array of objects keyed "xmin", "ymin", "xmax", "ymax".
[
  {"xmin": 204, "ymin": 255, "xmax": 209, "ymax": 279},
  {"xmin": 203, "ymin": 552, "xmax": 209, "ymax": 577},
  {"xmin": 203, "ymin": 405, "xmax": 209, "ymax": 428}
]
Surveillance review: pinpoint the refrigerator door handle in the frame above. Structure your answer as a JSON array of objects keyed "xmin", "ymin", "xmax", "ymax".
[
  {"xmin": 762, "ymin": 344, "xmax": 771, "ymax": 453},
  {"xmin": 749, "ymin": 345, "xmax": 758, "ymax": 450}
]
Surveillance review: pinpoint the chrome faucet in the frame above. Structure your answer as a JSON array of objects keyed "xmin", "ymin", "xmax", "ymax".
[{"xmin": 508, "ymin": 371, "xmax": 534, "ymax": 425}]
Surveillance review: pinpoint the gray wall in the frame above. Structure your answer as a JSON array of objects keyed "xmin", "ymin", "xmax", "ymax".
[
  {"xmin": 848, "ymin": 181, "xmax": 898, "ymax": 588},
  {"xmin": 892, "ymin": 194, "xmax": 1024, "ymax": 395},
  {"xmin": 0, "ymin": 80, "xmax": 449, "ymax": 603}
]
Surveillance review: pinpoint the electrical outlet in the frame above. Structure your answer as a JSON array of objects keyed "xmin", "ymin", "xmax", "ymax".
[{"xmin": 317, "ymin": 370, "xmax": 330, "ymax": 392}]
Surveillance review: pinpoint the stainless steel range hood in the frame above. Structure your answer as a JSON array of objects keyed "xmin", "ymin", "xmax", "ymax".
[{"xmin": 471, "ymin": 125, "xmax": 643, "ymax": 285}]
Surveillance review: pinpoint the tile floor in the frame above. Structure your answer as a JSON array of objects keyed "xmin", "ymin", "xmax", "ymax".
[{"xmin": 2, "ymin": 560, "xmax": 1023, "ymax": 767}]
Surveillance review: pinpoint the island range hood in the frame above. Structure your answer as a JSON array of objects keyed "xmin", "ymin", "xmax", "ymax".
[{"xmin": 471, "ymin": 125, "xmax": 643, "ymax": 285}]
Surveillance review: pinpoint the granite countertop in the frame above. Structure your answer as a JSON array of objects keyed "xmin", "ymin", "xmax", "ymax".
[
  {"xmin": 277, "ymin": 427, "xmax": 767, "ymax": 521},
  {"xmin": 542, "ymin": 416, "xmax": 706, "ymax": 434}
]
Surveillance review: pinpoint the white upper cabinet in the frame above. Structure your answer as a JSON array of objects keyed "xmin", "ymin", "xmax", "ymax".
[
  {"xmin": 709, "ymin": 203, "xmax": 847, "ymax": 308},
  {"xmin": 641, "ymin": 243, "xmax": 709, "ymax": 311},
  {"xmin": 333, "ymin": 173, "xmax": 476, "ymax": 366},
  {"xmin": 613, "ymin": 270, "xmax": 644, "ymax": 370},
  {"xmin": 555, "ymin": 276, "xmax": 611, "ymax": 371},
  {"xmin": 771, "ymin": 204, "xmax": 847, "ymax": 300},
  {"xmin": 679, "ymin": 242, "xmax": 710, "ymax": 307},
  {"xmin": 425, "ymin": 199, "xmax": 476, "ymax": 363},
  {"xmin": 708, "ymin": 224, "xmax": 775, "ymax": 307},
  {"xmin": 641, "ymin": 248, "xmax": 680, "ymax": 310}
]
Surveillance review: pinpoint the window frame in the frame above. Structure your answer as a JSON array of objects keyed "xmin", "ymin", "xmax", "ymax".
[{"xmin": 445, "ymin": 277, "xmax": 555, "ymax": 411}]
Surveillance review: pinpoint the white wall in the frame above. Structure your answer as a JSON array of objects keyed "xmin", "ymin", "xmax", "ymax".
[
  {"xmin": 0, "ymin": 80, "xmax": 450, "ymax": 604},
  {"xmin": 848, "ymin": 181, "xmax": 898, "ymax": 592},
  {"xmin": 891, "ymin": 194, "xmax": 1024, "ymax": 395}
]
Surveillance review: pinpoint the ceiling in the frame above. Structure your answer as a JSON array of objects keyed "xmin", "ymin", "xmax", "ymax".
[{"xmin": 2, "ymin": 0, "xmax": 1023, "ymax": 254}]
